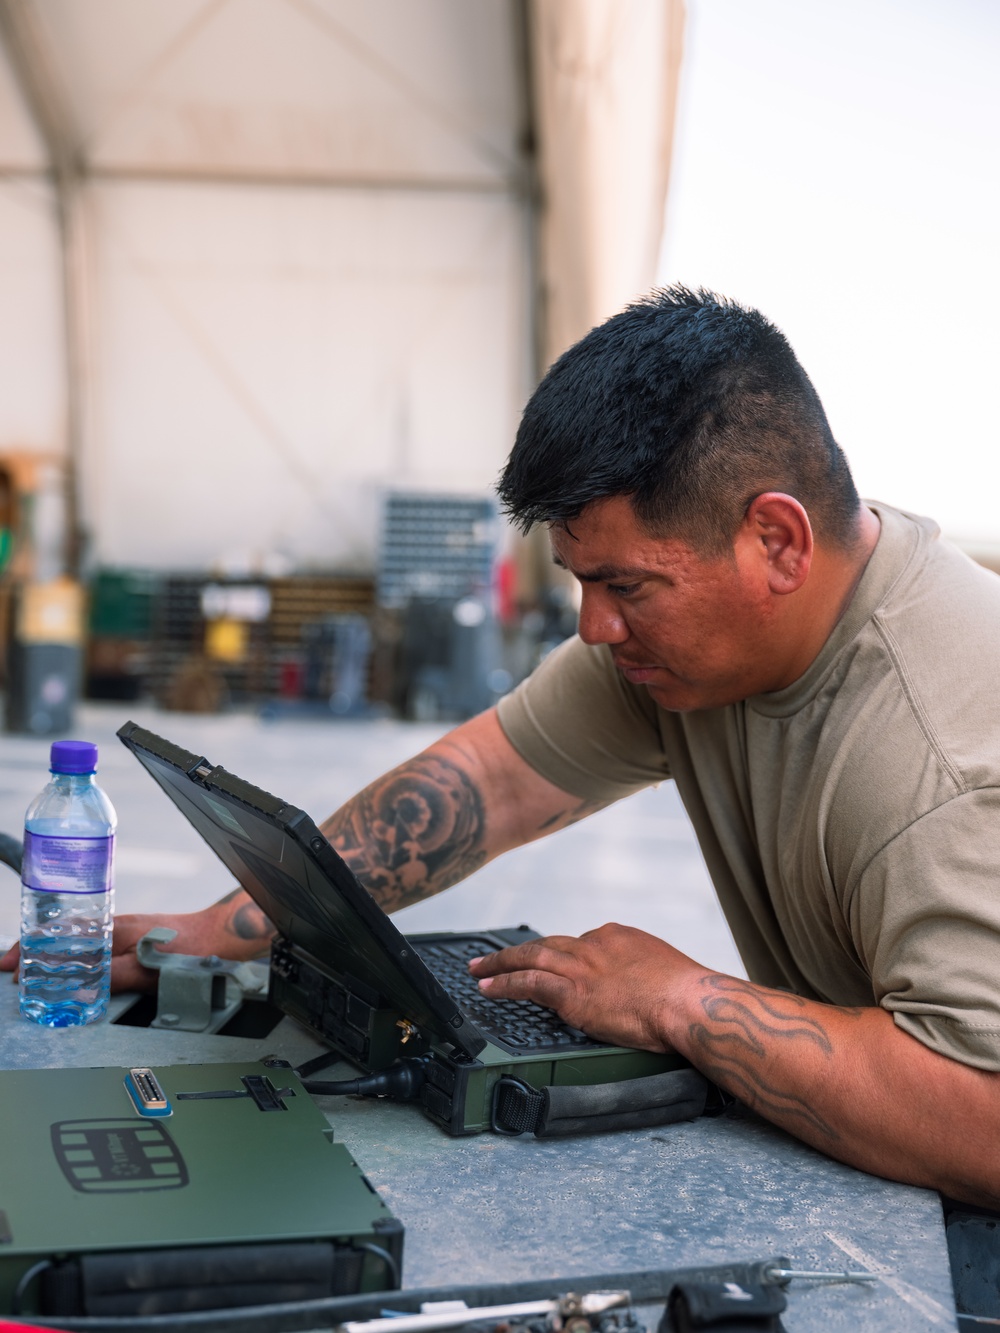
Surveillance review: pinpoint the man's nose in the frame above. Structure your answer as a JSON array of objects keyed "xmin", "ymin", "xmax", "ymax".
[{"xmin": 577, "ymin": 587, "xmax": 629, "ymax": 645}]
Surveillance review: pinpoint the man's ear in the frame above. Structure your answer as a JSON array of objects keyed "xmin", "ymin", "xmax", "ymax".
[{"xmin": 741, "ymin": 492, "xmax": 813, "ymax": 595}]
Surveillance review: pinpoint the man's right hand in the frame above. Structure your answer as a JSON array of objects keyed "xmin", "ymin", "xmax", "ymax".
[
  {"xmin": 109, "ymin": 910, "xmax": 228, "ymax": 992},
  {"xmin": 0, "ymin": 887, "xmax": 275, "ymax": 994},
  {"xmin": 110, "ymin": 891, "xmax": 277, "ymax": 991}
]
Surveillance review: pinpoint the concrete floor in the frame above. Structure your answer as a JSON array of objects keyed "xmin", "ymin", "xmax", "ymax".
[{"xmin": 0, "ymin": 701, "xmax": 745, "ymax": 978}]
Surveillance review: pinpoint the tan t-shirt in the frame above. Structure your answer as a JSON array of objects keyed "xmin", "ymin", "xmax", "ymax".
[{"xmin": 497, "ymin": 503, "xmax": 1000, "ymax": 1071}]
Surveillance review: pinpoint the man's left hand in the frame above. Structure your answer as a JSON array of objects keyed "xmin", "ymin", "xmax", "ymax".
[
  {"xmin": 468, "ymin": 922, "xmax": 702, "ymax": 1053},
  {"xmin": 473, "ymin": 921, "xmax": 1000, "ymax": 1210}
]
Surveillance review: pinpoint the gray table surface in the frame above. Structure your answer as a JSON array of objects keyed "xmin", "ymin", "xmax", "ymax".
[{"xmin": 0, "ymin": 979, "xmax": 958, "ymax": 1332}]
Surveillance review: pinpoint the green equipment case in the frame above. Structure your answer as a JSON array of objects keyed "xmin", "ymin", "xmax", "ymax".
[{"xmin": 0, "ymin": 1061, "xmax": 403, "ymax": 1320}]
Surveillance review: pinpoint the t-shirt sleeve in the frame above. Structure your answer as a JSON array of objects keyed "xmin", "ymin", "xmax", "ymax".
[
  {"xmin": 854, "ymin": 789, "xmax": 1000, "ymax": 1070},
  {"xmin": 495, "ymin": 635, "xmax": 671, "ymax": 801}
]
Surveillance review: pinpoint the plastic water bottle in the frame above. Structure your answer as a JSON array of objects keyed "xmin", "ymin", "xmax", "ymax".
[{"xmin": 19, "ymin": 740, "xmax": 116, "ymax": 1027}]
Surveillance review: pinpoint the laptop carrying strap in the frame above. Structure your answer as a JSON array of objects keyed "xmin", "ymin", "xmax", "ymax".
[{"xmin": 491, "ymin": 1068, "xmax": 709, "ymax": 1137}]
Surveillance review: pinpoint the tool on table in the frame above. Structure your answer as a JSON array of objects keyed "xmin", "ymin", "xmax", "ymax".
[
  {"xmin": 760, "ymin": 1264, "xmax": 876, "ymax": 1283},
  {"xmin": 340, "ymin": 1289, "xmax": 634, "ymax": 1333},
  {"xmin": 337, "ymin": 1266, "xmax": 879, "ymax": 1333},
  {"xmin": 0, "ymin": 1256, "xmax": 879, "ymax": 1333}
]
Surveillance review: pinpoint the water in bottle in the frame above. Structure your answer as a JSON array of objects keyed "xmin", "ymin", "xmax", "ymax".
[{"xmin": 19, "ymin": 739, "xmax": 116, "ymax": 1027}]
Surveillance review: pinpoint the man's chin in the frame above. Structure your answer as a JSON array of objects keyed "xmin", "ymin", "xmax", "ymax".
[
  {"xmin": 616, "ymin": 663, "xmax": 716, "ymax": 711},
  {"xmin": 640, "ymin": 677, "xmax": 719, "ymax": 713}
]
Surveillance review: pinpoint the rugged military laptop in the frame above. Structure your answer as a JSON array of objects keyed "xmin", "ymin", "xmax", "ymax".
[
  {"xmin": 117, "ymin": 722, "xmax": 709, "ymax": 1137},
  {"xmin": 0, "ymin": 1061, "xmax": 403, "ymax": 1320}
]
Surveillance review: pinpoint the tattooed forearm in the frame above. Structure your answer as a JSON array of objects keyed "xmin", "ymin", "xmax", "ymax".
[
  {"xmin": 321, "ymin": 753, "xmax": 487, "ymax": 911},
  {"xmin": 690, "ymin": 1024, "xmax": 838, "ymax": 1139},
  {"xmin": 670, "ymin": 971, "xmax": 1000, "ymax": 1202},
  {"xmin": 701, "ymin": 976, "xmax": 833, "ymax": 1055},
  {"xmin": 687, "ymin": 975, "xmax": 840, "ymax": 1141}
]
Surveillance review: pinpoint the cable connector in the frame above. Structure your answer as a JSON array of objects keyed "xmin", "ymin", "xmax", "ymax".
[{"xmin": 302, "ymin": 1056, "xmax": 429, "ymax": 1102}]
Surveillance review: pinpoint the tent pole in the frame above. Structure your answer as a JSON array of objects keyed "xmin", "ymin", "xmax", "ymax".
[{"xmin": 0, "ymin": 0, "xmax": 89, "ymax": 577}]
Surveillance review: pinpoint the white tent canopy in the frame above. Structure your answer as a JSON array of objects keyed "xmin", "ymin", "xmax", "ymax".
[{"xmin": 0, "ymin": 0, "xmax": 683, "ymax": 575}]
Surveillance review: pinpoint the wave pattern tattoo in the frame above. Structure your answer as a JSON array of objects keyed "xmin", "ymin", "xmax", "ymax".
[
  {"xmin": 689, "ymin": 975, "xmax": 840, "ymax": 1141},
  {"xmin": 324, "ymin": 753, "xmax": 487, "ymax": 911}
]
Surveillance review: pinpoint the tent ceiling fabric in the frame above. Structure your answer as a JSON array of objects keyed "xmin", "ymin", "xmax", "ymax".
[
  {"xmin": 529, "ymin": 0, "xmax": 686, "ymax": 368},
  {"xmin": 0, "ymin": 0, "xmax": 684, "ymax": 572},
  {"xmin": 34, "ymin": 0, "xmax": 526, "ymax": 187}
]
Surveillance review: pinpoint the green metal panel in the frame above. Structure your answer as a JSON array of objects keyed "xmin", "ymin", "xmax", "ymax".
[{"xmin": 0, "ymin": 1062, "xmax": 401, "ymax": 1312}]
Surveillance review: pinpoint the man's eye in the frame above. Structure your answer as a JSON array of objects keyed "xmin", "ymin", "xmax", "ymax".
[{"xmin": 608, "ymin": 582, "xmax": 642, "ymax": 598}]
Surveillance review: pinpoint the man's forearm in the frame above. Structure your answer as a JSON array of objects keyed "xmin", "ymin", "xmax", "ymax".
[
  {"xmin": 210, "ymin": 748, "xmax": 490, "ymax": 934},
  {"xmin": 670, "ymin": 972, "xmax": 1000, "ymax": 1208},
  {"xmin": 147, "ymin": 711, "xmax": 594, "ymax": 982}
]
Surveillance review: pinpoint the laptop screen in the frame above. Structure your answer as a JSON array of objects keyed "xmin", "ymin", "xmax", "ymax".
[{"xmin": 117, "ymin": 721, "xmax": 485, "ymax": 1059}]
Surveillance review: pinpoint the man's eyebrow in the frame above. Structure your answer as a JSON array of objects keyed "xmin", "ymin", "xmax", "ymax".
[{"xmin": 551, "ymin": 554, "xmax": 649, "ymax": 583}]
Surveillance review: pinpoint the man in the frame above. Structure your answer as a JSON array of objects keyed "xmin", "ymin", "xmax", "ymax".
[{"xmin": 11, "ymin": 287, "xmax": 999, "ymax": 1207}]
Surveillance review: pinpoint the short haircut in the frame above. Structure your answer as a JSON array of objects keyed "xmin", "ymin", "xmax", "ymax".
[{"xmin": 498, "ymin": 286, "xmax": 862, "ymax": 553}]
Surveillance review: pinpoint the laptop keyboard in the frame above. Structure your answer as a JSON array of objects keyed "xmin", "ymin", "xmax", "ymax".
[{"xmin": 413, "ymin": 938, "xmax": 599, "ymax": 1052}]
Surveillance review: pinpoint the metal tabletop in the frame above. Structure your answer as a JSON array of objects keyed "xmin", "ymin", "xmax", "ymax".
[{"xmin": 0, "ymin": 979, "xmax": 957, "ymax": 1331}]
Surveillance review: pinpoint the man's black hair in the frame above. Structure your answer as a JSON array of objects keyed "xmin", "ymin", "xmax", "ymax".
[{"xmin": 498, "ymin": 286, "xmax": 862, "ymax": 552}]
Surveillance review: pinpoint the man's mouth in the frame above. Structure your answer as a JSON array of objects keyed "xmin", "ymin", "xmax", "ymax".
[{"xmin": 615, "ymin": 661, "xmax": 660, "ymax": 684}]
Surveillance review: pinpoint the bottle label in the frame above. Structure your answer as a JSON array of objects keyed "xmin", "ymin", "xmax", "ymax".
[{"xmin": 22, "ymin": 831, "xmax": 114, "ymax": 895}]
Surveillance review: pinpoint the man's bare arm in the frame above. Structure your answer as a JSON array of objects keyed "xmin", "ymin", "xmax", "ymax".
[
  {"xmin": 469, "ymin": 924, "xmax": 1000, "ymax": 1208},
  {"xmin": 680, "ymin": 972, "xmax": 1000, "ymax": 1207},
  {"xmin": 5, "ymin": 709, "xmax": 601, "ymax": 991},
  {"xmin": 319, "ymin": 709, "xmax": 605, "ymax": 913}
]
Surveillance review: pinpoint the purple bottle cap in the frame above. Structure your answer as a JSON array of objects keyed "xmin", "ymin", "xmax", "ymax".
[{"xmin": 50, "ymin": 740, "xmax": 98, "ymax": 774}]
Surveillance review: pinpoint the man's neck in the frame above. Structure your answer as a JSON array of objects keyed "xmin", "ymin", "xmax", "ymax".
[{"xmin": 771, "ymin": 506, "xmax": 882, "ymax": 690}]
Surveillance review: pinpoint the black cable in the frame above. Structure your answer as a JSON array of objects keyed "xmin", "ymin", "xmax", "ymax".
[
  {"xmin": 293, "ymin": 1050, "xmax": 341, "ymax": 1080},
  {"xmin": 11, "ymin": 1257, "xmax": 53, "ymax": 1314},
  {"xmin": 0, "ymin": 831, "xmax": 23, "ymax": 875},
  {"xmin": 354, "ymin": 1242, "xmax": 401, "ymax": 1291},
  {"xmin": 302, "ymin": 1057, "xmax": 428, "ymax": 1101}
]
